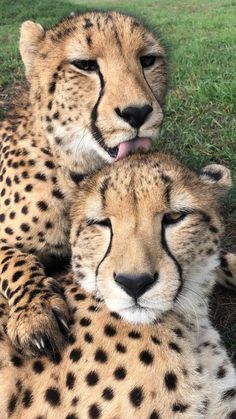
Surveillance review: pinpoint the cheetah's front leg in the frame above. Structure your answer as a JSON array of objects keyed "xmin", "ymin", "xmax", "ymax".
[{"xmin": 0, "ymin": 244, "xmax": 69, "ymax": 359}]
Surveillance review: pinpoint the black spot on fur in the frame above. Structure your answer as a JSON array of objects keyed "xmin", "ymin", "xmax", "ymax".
[
  {"xmin": 8, "ymin": 394, "xmax": 17, "ymax": 414},
  {"xmin": 22, "ymin": 389, "xmax": 33, "ymax": 408},
  {"xmin": 104, "ymin": 324, "xmax": 116, "ymax": 336},
  {"xmin": 69, "ymin": 348, "xmax": 82, "ymax": 362},
  {"xmin": 113, "ymin": 366, "xmax": 126, "ymax": 380},
  {"xmin": 45, "ymin": 387, "xmax": 61, "ymax": 406},
  {"xmin": 32, "ymin": 360, "xmax": 44, "ymax": 374},
  {"xmin": 139, "ymin": 350, "xmax": 154, "ymax": 365},
  {"xmin": 95, "ymin": 348, "xmax": 108, "ymax": 363},
  {"xmin": 84, "ymin": 18, "xmax": 93, "ymax": 29},
  {"xmin": 66, "ymin": 372, "xmax": 76, "ymax": 390},
  {"xmin": 129, "ymin": 387, "xmax": 144, "ymax": 407},
  {"xmin": 11, "ymin": 355, "xmax": 24, "ymax": 367},
  {"xmin": 102, "ymin": 387, "xmax": 114, "ymax": 400},
  {"xmin": 222, "ymin": 388, "xmax": 236, "ymax": 400},
  {"xmin": 88, "ymin": 403, "xmax": 101, "ymax": 418},
  {"xmin": 173, "ymin": 328, "xmax": 183, "ymax": 338},
  {"xmin": 116, "ymin": 343, "xmax": 126, "ymax": 353},
  {"xmin": 151, "ymin": 335, "xmax": 161, "ymax": 345},
  {"xmin": 149, "ymin": 411, "xmax": 160, "ymax": 419},
  {"xmin": 84, "ymin": 332, "xmax": 93, "ymax": 343},
  {"xmin": 48, "ymin": 81, "xmax": 56, "ymax": 94},
  {"xmin": 164, "ymin": 372, "xmax": 177, "ymax": 391},
  {"xmin": 172, "ymin": 402, "xmax": 189, "ymax": 412},
  {"xmin": 168, "ymin": 342, "xmax": 181, "ymax": 353},
  {"xmin": 86, "ymin": 371, "xmax": 99, "ymax": 386},
  {"xmin": 80, "ymin": 317, "xmax": 91, "ymax": 327},
  {"xmin": 37, "ymin": 201, "xmax": 48, "ymax": 211},
  {"xmin": 217, "ymin": 365, "xmax": 227, "ymax": 379},
  {"xmin": 128, "ymin": 330, "xmax": 141, "ymax": 339},
  {"xmin": 69, "ymin": 171, "xmax": 87, "ymax": 184}
]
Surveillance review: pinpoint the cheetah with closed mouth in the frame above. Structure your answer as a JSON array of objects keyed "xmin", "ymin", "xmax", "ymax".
[
  {"xmin": 0, "ymin": 11, "xmax": 235, "ymax": 359},
  {"xmin": 0, "ymin": 152, "xmax": 235, "ymax": 418}
]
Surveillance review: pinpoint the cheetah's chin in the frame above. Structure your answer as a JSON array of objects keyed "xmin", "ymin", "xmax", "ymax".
[{"xmin": 111, "ymin": 305, "xmax": 162, "ymax": 325}]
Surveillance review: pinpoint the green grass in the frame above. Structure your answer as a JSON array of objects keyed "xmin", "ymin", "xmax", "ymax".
[{"xmin": 0, "ymin": 0, "xmax": 236, "ymax": 358}]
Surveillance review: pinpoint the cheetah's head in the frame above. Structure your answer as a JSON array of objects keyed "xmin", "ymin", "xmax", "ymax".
[
  {"xmin": 71, "ymin": 153, "xmax": 231, "ymax": 324},
  {"xmin": 20, "ymin": 12, "xmax": 167, "ymax": 172}
]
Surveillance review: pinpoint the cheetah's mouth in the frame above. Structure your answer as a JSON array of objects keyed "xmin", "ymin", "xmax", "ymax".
[{"xmin": 106, "ymin": 137, "xmax": 152, "ymax": 160}]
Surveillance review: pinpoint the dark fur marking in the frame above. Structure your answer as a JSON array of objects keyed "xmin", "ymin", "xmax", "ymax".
[
  {"xmin": 84, "ymin": 18, "xmax": 93, "ymax": 29},
  {"xmin": 201, "ymin": 169, "xmax": 222, "ymax": 181},
  {"xmin": 164, "ymin": 185, "xmax": 171, "ymax": 204},
  {"xmin": 95, "ymin": 223, "xmax": 113, "ymax": 277},
  {"xmin": 69, "ymin": 171, "xmax": 87, "ymax": 184},
  {"xmin": 86, "ymin": 35, "xmax": 92, "ymax": 46},
  {"xmin": 48, "ymin": 81, "xmax": 56, "ymax": 94},
  {"xmin": 199, "ymin": 211, "xmax": 211, "ymax": 223},
  {"xmin": 100, "ymin": 177, "xmax": 110, "ymax": 208},
  {"xmin": 161, "ymin": 174, "xmax": 172, "ymax": 184},
  {"xmin": 113, "ymin": 27, "xmax": 122, "ymax": 49},
  {"xmin": 90, "ymin": 69, "xmax": 108, "ymax": 151},
  {"xmin": 161, "ymin": 221, "xmax": 183, "ymax": 298}
]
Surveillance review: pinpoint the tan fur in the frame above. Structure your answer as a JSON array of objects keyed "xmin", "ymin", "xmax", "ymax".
[
  {"xmin": 0, "ymin": 12, "xmax": 167, "ymax": 357},
  {"xmin": 0, "ymin": 153, "xmax": 235, "ymax": 419},
  {"xmin": 0, "ymin": 11, "xmax": 235, "ymax": 361}
]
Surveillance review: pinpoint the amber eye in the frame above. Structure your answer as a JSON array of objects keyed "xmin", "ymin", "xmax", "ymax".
[
  {"xmin": 71, "ymin": 59, "xmax": 99, "ymax": 72},
  {"xmin": 140, "ymin": 55, "xmax": 156, "ymax": 68},
  {"xmin": 163, "ymin": 212, "xmax": 189, "ymax": 225}
]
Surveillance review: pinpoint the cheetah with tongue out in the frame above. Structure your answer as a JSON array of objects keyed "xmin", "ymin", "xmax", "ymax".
[
  {"xmin": 0, "ymin": 11, "xmax": 166, "ymax": 357},
  {"xmin": 0, "ymin": 152, "xmax": 235, "ymax": 418},
  {"xmin": 0, "ymin": 11, "xmax": 235, "ymax": 360}
]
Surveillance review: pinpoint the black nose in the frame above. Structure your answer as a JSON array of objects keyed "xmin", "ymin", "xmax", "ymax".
[
  {"xmin": 115, "ymin": 105, "xmax": 153, "ymax": 128},
  {"xmin": 115, "ymin": 273, "xmax": 158, "ymax": 299}
]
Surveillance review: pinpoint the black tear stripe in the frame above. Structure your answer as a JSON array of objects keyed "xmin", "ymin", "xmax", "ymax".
[
  {"xmin": 90, "ymin": 70, "xmax": 119, "ymax": 158},
  {"xmin": 95, "ymin": 225, "xmax": 113, "ymax": 278},
  {"xmin": 91, "ymin": 70, "xmax": 110, "ymax": 153},
  {"xmin": 161, "ymin": 222, "xmax": 183, "ymax": 299},
  {"xmin": 141, "ymin": 68, "xmax": 163, "ymax": 110}
]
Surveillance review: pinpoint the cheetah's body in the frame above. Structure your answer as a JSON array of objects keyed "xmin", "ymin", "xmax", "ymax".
[
  {"xmin": 0, "ymin": 11, "xmax": 235, "ymax": 359},
  {"xmin": 0, "ymin": 275, "xmax": 235, "ymax": 419},
  {"xmin": 0, "ymin": 11, "xmax": 167, "ymax": 356}
]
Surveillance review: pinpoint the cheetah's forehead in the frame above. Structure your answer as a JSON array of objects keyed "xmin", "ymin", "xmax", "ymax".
[
  {"xmin": 45, "ymin": 12, "xmax": 164, "ymax": 58},
  {"xmin": 74, "ymin": 152, "xmax": 222, "ymax": 223}
]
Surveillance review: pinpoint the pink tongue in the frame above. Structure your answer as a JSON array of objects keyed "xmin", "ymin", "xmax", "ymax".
[{"xmin": 116, "ymin": 137, "xmax": 152, "ymax": 161}]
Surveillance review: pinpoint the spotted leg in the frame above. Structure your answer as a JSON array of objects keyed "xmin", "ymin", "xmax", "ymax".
[{"xmin": 0, "ymin": 243, "xmax": 69, "ymax": 359}]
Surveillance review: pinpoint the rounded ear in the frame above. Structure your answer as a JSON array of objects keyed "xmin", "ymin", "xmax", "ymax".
[
  {"xmin": 19, "ymin": 21, "xmax": 45, "ymax": 80},
  {"xmin": 199, "ymin": 164, "xmax": 232, "ymax": 193}
]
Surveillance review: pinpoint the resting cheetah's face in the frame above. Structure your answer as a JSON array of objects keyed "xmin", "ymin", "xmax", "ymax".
[
  {"xmin": 20, "ymin": 12, "xmax": 167, "ymax": 171},
  {"xmin": 71, "ymin": 153, "xmax": 231, "ymax": 324}
]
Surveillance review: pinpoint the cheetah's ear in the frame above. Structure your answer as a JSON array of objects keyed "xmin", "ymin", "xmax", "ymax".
[
  {"xmin": 20, "ymin": 21, "xmax": 45, "ymax": 80},
  {"xmin": 199, "ymin": 164, "xmax": 232, "ymax": 194}
]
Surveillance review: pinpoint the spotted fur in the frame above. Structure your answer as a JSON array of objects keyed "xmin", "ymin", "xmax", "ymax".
[
  {"xmin": 0, "ymin": 11, "xmax": 235, "ymax": 360},
  {"xmin": 0, "ymin": 153, "xmax": 235, "ymax": 419},
  {"xmin": 0, "ymin": 12, "xmax": 167, "ymax": 357}
]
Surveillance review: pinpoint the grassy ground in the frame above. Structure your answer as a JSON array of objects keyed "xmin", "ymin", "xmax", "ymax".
[{"xmin": 1, "ymin": 0, "xmax": 236, "ymax": 358}]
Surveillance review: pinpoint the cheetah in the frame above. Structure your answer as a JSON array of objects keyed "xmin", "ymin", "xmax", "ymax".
[
  {"xmin": 0, "ymin": 152, "xmax": 235, "ymax": 419},
  {"xmin": 0, "ymin": 11, "xmax": 235, "ymax": 359}
]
